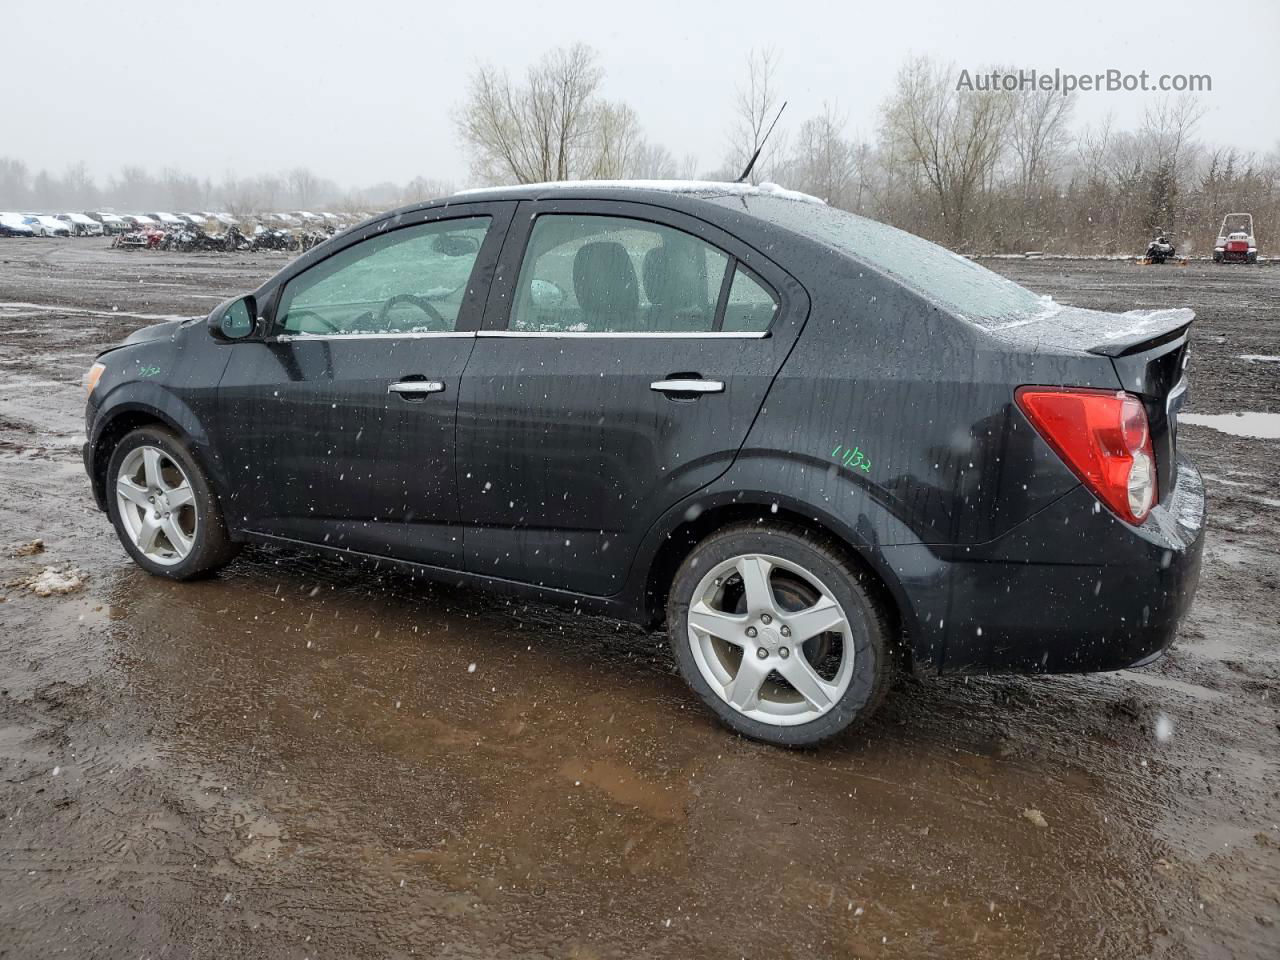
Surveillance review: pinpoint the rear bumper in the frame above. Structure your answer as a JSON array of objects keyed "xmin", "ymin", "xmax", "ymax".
[{"xmin": 891, "ymin": 454, "xmax": 1205, "ymax": 675}]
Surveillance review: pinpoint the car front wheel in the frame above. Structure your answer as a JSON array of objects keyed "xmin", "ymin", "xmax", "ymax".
[
  {"xmin": 666, "ymin": 523, "xmax": 893, "ymax": 747},
  {"xmin": 106, "ymin": 426, "xmax": 239, "ymax": 579}
]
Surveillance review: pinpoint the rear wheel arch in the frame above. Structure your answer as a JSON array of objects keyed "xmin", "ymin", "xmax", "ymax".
[{"xmin": 640, "ymin": 499, "xmax": 912, "ymax": 673}]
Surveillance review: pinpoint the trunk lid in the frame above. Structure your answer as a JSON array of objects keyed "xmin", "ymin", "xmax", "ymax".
[{"xmin": 986, "ymin": 303, "xmax": 1194, "ymax": 506}]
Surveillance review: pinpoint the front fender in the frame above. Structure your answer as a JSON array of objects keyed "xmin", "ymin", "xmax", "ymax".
[{"xmin": 86, "ymin": 348, "xmax": 233, "ymax": 510}]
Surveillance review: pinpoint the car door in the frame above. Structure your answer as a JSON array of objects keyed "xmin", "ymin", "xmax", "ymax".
[
  {"xmin": 213, "ymin": 202, "xmax": 514, "ymax": 567},
  {"xmin": 455, "ymin": 199, "xmax": 809, "ymax": 596}
]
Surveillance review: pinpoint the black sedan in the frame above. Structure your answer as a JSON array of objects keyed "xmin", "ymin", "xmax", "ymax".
[{"xmin": 81, "ymin": 182, "xmax": 1205, "ymax": 746}]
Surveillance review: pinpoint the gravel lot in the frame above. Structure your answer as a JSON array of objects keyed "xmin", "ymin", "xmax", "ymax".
[{"xmin": 0, "ymin": 241, "xmax": 1277, "ymax": 959}]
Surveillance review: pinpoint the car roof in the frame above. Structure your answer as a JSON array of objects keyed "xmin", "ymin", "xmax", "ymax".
[{"xmin": 381, "ymin": 179, "xmax": 824, "ymax": 221}]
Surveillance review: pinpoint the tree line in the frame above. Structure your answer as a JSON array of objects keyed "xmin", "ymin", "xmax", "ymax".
[
  {"xmin": 455, "ymin": 45, "xmax": 1278, "ymax": 256},
  {"xmin": 3, "ymin": 45, "xmax": 1276, "ymax": 255}
]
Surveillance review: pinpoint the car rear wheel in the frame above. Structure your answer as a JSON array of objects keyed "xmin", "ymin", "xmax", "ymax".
[
  {"xmin": 106, "ymin": 426, "xmax": 239, "ymax": 580},
  {"xmin": 666, "ymin": 523, "xmax": 893, "ymax": 747}
]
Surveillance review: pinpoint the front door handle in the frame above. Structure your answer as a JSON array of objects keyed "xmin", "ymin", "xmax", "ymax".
[
  {"xmin": 650, "ymin": 378, "xmax": 725, "ymax": 395},
  {"xmin": 388, "ymin": 380, "xmax": 445, "ymax": 397}
]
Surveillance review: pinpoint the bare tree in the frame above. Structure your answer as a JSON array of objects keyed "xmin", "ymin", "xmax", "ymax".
[
  {"xmin": 1138, "ymin": 95, "xmax": 1205, "ymax": 235},
  {"xmin": 455, "ymin": 43, "xmax": 603, "ymax": 183},
  {"xmin": 1009, "ymin": 89, "xmax": 1074, "ymax": 202},
  {"xmin": 726, "ymin": 48, "xmax": 786, "ymax": 183},
  {"xmin": 0, "ymin": 157, "xmax": 30, "ymax": 207},
  {"xmin": 880, "ymin": 56, "xmax": 1012, "ymax": 247},
  {"xmin": 398, "ymin": 177, "xmax": 454, "ymax": 204},
  {"xmin": 788, "ymin": 103, "xmax": 858, "ymax": 206},
  {"xmin": 584, "ymin": 101, "xmax": 645, "ymax": 179},
  {"xmin": 287, "ymin": 167, "xmax": 321, "ymax": 208},
  {"xmin": 625, "ymin": 141, "xmax": 679, "ymax": 180}
]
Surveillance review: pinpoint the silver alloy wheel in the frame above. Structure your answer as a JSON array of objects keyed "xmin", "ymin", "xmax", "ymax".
[
  {"xmin": 115, "ymin": 445, "xmax": 198, "ymax": 566},
  {"xmin": 686, "ymin": 553, "xmax": 854, "ymax": 727}
]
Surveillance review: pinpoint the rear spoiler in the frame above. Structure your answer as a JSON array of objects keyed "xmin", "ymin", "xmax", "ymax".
[
  {"xmin": 1085, "ymin": 308, "xmax": 1195, "ymax": 358},
  {"xmin": 985, "ymin": 305, "xmax": 1194, "ymax": 360}
]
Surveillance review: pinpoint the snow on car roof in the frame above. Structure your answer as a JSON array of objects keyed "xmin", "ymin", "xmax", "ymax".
[{"xmin": 455, "ymin": 179, "xmax": 825, "ymax": 204}]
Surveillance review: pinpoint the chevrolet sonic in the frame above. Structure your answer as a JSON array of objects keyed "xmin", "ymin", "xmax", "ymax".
[{"xmin": 82, "ymin": 181, "xmax": 1205, "ymax": 746}]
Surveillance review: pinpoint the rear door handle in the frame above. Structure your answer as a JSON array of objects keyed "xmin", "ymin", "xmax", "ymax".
[
  {"xmin": 388, "ymin": 380, "xmax": 445, "ymax": 397},
  {"xmin": 650, "ymin": 378, "xmax": 725, "ymax": 395}
]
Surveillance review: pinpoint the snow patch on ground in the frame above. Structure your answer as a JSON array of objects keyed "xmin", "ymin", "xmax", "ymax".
[{"xmin": 16, "ymin": 566, "xmax": 86, "ymax": 597}]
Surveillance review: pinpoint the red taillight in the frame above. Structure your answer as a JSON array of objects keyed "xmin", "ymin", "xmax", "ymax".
[{"xmin": 1016, "ymin": 387, "xmax": 1157, "ymax": 524}]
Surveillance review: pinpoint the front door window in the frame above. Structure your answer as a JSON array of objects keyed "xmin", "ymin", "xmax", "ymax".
[{"xmin": 277, "ymin": 217, "xmax": 491, "ymax": 336}]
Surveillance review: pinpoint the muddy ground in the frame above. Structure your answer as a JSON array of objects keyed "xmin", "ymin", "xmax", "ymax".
[{"xmin": 0, "ymin": 241, "xmax": 1276, "ymax": 959}]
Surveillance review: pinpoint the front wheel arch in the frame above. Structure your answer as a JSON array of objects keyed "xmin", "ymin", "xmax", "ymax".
[{"xmin": 90, "ymin": 408, "xmax": 222, "ymax": 520}]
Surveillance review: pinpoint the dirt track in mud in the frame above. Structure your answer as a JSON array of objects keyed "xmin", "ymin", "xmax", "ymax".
[{"xmin": 0, "ymin": 241, "xmax": 1276, "ymax": 959}]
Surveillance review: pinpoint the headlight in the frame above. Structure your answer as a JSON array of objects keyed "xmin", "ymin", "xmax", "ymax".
[{"xmin": 84, "ymin": 362, "xmax": 105, "ymax": 395}]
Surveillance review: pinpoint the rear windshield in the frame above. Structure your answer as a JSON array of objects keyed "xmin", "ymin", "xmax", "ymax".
[{"xmin": 718, "ymin": 196, "xmax": 1045, "ymax": 326}]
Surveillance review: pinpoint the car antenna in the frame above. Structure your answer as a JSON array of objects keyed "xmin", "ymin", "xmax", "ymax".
[{"xmin": 736, "ymin": 101, "xmax": 787, "ymax": 183}]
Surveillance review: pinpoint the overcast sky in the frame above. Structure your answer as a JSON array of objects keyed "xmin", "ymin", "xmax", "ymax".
[{"xmin": 8, "ymin": 0, "xmax": 1278, "ymax": 189}]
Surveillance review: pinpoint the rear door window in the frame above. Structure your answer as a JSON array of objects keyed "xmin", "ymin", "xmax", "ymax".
[
  {"xmin": 720, "ymin": 196, "xmax": 1044, "ymax": 326},
  {"xmin": 721, "ymin": 265, "xmax": 779, "ymax": 332},
  {"xmin": 510, "ymin": 215, "xmax": 732, "ymax": 333},
  {"xmin": 277, "ymin": 217, "xmax": 491, "ymax": 336}
]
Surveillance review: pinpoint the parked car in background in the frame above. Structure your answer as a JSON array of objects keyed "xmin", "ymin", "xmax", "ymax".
[
  {"xmin": 125, "ymin": 215, "xmax": 159, "ymax": 228},
  {"xmin": 80, "ymin": 181, "xmax": 1206, "ymax": 747},
  {"xmin": 88, "ymin": 212, "xmax": 131, "ymax": 235},
  {"xmin": 0, "ymin": 213, "xmax": 36, "ymax": 237},
  {"xmin": 147, "ymin": 212, "xmax": 185, "ymax": 227},
  {"xmin": 25, "ymin": 215, "xmax": 72, "ymax": 237},
  {"xmin": 179, "ymin": 213, "xmax": 209, "ymax": 226},
  {"xmin": 56, "ymin": 213, "xmax": 105, "ymax": 236}
]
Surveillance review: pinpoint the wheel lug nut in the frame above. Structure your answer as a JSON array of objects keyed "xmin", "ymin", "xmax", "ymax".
[
  {"xmin": 746, "ymin": 626, "xmax": 758, "ymax": 638},
  {"xmin": 781, "ymin": 625, "xmax": 791, "ymax": 637},
  {"xmin": 761, "ymin": 614, "xmax": 772, "ymax": 625},
  {"xmin": 756, "ymin": 647, "xmax": 768, "ymax": 660},
  {"xmin": 779, "ymin": 646, "xmax": 790, "ymax": 658}
]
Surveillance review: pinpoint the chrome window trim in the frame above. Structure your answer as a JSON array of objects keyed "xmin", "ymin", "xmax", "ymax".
[
  {"xmin": 273, "ymin": 331, "xmax": 475, "ymax": 343},
  {"xmin": 476, "ymin": 330, "xmax": 769, "ymax": 339}
]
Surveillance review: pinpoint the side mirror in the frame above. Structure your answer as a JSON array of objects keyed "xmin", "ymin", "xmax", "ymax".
[
  {"xmin": 432, "ymin": 233, "xmax": 480, "ymax": 257},
  {"xmin": 208, "ymin": 295, "xmax": 257, "ymax": 341},
  {"xmin": 529, "ymin": 278, "xmax": 566, "ymax": 310}
]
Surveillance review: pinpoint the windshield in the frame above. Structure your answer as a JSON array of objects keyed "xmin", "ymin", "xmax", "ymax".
[{"xmin": 721, "ymin": 196, "xmax": 1047, "ymax": 326}]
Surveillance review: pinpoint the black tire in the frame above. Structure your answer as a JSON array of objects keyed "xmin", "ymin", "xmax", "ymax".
[
  {"xmin": 665, "ymin": 522, "xmax": 894, "ymax": 747},
  {"xmin": 105, "ymin": 426, "xmax": 240, "ymax": 580}
]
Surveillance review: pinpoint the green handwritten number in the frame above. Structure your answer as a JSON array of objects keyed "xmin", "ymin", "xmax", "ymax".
[
  {"xmin": 831, "ymin": 439, "xmax": 873, "ymax": 475},
  {"xmin": 138, "ymin": 365, "xmax": 161, "ymax": 378}
]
